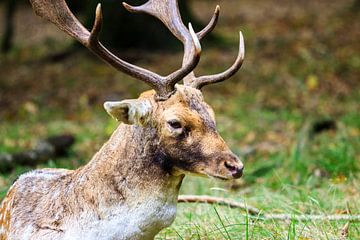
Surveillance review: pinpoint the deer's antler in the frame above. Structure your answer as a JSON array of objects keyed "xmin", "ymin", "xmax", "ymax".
[
  {"xmin": 124, "ymin": 0, "xmax": 245, "ymax": 89},
  {"xmin": 29, "ymin": 0, "xmax": 201, "ymax": 99},
  {"xmin": 197, "ymin": 5, "xmax": 220, "ymax": 40},
  {"xmin": 185, "ymin": 13, "xmax": 245, "ymax": 89},
  {"xmin": 189, "ymin": 31, "xmax": 245, "ymax": 89},
  {"xmin": 30, "ymin": 0, "xmax": 244, "ymax": 94}
]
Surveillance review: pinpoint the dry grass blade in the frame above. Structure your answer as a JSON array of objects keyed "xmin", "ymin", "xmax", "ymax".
[{"xmin": 339, "ymin": 202, "xmax": 352, "ymax": 239}]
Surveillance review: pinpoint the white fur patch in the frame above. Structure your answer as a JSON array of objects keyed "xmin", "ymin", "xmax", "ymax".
[
  {"xmin": 62, "ymin": 197, "xmax": 177, "ymax": 240},
  {"xmin": 9, "ymin": 169, "xmax": 180, "ymax": 240},
  {"xmin": 104, "ymin": 99, "xmax": 152, "ymax": 126}
]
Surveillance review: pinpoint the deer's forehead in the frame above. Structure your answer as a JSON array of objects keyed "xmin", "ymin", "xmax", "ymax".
[
  {"xmin": 160, "ymin": 94, "xmax": 216, "ymax": 130},
  {"xmin": 140, "ymin": 87, "xmax": 216, "ymax": 128}
]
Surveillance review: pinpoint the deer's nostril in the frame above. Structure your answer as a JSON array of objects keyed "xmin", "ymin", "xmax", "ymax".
[{"xmin": 224, "ymin": 161, "xmax": 244, "ymax": 178}]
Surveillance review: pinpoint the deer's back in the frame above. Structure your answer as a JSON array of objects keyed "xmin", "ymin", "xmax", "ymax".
[
  {"xmin": 0, "ymin": 168, "xmax": 74, "ymax": 240},
  {"xmin": 0, "ymin": 166, "xmax": 180, "ymax": 240}
]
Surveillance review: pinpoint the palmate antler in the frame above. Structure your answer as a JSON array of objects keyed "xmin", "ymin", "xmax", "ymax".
[
  {"xmin": 123, "ymin": 0, "xmax": 245, "ymax": 89},
  {"xmin": 29, "ymin": 0, "xmax": 200, "ymax": 99},
  {"xmin": 29, "ymin": 0, "xmax": 244, "ymax": 98}
]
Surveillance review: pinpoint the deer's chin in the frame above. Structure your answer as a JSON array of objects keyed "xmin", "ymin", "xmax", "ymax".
[
  {"xmin": 172, "ymin": 167, "xmax": 235, "ymax": 181},
  {"xmin": 204, "ymin": 172, "xmax": 233, "ymax": 181},
  {"xmin": 188, "ymin": 169, "xmax": 232, "ymax": 181},
  {"xmin": 171, "ymin": 167, "xmax": 212, "ymax": 179}
]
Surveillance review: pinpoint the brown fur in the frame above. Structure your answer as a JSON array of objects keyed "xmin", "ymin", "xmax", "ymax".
[{"xmin": 0, "ymin": 85, "xmax": 243, "ymax": 239}]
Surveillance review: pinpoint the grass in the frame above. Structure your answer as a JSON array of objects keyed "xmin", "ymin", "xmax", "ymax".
[
  {"xmin": 0, "ymin": 93, "xmax": 358, "ymax": 239},
  {"xmin": 1, "ymin": 0, "xmax": 360, "ymax": 239}
]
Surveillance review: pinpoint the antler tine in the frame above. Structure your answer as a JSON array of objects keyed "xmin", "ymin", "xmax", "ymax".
[
  {"xmin": 29, "ymin": 0, "xmax": 201, "ymax": 99},
  {"xmin": 197, "ymin": 5, "xmax": 220, "ymax": 40},
  {"xmin": 123, "ymin": 0, "xmax": 203, "ymax": 84},
  {"xmin": 123, "ymin": 0, "xmax": 190, "ymax": 44},
  {"xmin": 164, "ymin": 23, "xmax": 201, "ymax": 96},
  {"xmin": 188, "ymin": 31, "xmax": 245, "ymax": 89},
  {"xmin": 123, "ymin": 2, "xmax": 219, "ymax": 42},
  {"xmin": 89, "ymin": 4, "xmax": 103, "ymax": 45},
  {"xmin": 86, "ymin": 4, "xmax": 162, "ymax": 90}
]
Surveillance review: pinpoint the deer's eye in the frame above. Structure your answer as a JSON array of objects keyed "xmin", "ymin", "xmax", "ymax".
[{"xmin": 167, "ymin": 120, "xmax": 182, "ymax": 130}]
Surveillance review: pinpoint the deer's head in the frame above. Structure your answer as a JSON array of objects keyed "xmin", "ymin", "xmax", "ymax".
[
  {"xmin": 30, "ymin": 0, "xmax": 245, "ymax": 180},
  {"xmin": 104, "ymin": 85, "xmax": 244, "ymax": 180}
]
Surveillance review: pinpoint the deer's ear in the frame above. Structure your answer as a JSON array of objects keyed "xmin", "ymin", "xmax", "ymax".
[{"xmin": 103, "ymin": 99, "xmax": 152, "ymax": 126}]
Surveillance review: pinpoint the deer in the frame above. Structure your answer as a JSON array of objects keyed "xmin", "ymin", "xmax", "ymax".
[{"xmin": 0, "ymin": 0, "xmax": 245, "ymax": 239}]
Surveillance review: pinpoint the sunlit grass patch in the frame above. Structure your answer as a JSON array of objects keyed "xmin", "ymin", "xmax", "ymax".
[{"xmin": 158, "ymin": 203, "xmax": 360, "ymax": 239}]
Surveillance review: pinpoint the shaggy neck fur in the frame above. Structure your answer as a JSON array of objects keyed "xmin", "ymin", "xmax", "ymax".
[
  {"xmin": 78, "ymin": 123, "xmax": 183, "ymax": 205},
  {"xmin": 66, "ymin": 124, "xmax": 184, "ymax": 239}
]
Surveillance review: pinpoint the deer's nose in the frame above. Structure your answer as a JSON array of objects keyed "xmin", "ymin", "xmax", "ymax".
[{"xmin": 224, "ymin": 160, "xmax": 244, "ymax": 178}]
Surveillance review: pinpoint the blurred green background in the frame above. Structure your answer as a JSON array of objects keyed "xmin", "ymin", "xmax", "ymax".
[{"xmin": 0, "ymin": 0, "xmax": 359, "ymax": 239}]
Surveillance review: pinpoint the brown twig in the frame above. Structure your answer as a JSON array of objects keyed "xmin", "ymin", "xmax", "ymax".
[
  {"xmin": 178, "ymin": 195, "xmax": 260, "ymax": 215},
  {"xmin": 178, "ymin": 195, "xmax": 360, "ymax": 222},
  {"xmin": 259, "ymin": 214, "xmax": 360, "ymax": 222}
]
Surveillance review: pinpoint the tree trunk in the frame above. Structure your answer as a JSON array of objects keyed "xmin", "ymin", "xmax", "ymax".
[
  {"xmin": 1, "ymin": 0, "xmax": 17, "ymax": 53},
  {"xmin": 352, "ymin": 0, "xmax": 360, "ymax": 11}
]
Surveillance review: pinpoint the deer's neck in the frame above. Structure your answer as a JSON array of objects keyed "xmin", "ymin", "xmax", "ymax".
[
  {"xmin": 77, "ymin": 123, "xmax": 183, "ymax": 209},
  {"xmin": 59, "ymin": 124, "xmax": 184, "ymax": 239}
]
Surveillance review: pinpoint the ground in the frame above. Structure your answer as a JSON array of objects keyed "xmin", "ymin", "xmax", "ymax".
[{"xmin": 0, "ymin": 0, "xmax": 359, "ymax": 239}]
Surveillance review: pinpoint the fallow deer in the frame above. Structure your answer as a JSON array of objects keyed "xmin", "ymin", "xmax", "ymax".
[{"xmin": 0, "ymin": 0, "xmax": 245, "ymax": 239}]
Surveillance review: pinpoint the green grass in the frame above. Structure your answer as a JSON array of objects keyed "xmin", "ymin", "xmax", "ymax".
[
  {"xmin": 0, "ymin": 97, "xmax": 358, "ymax": 239},
  {"xmin": 1, "ymin": 0, "xmax": 360, "ymax": 238}
]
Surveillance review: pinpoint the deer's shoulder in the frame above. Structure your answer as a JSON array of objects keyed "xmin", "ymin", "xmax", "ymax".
[{"xmin": 0, "ymin": 168, "xmax": 75, "ymax": 239}]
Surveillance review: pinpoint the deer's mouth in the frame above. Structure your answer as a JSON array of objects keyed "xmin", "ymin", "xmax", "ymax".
[
  {"xmin": 202, "ymin": 171, "xmax": 233, "ymax": 181},
  {"xmin": 203, "ymin": 165, "xmax": 244, "ymax": 180},
  {"xmin": 210, "ymin": 175, "xmax": 230, "ymax": 181}
]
